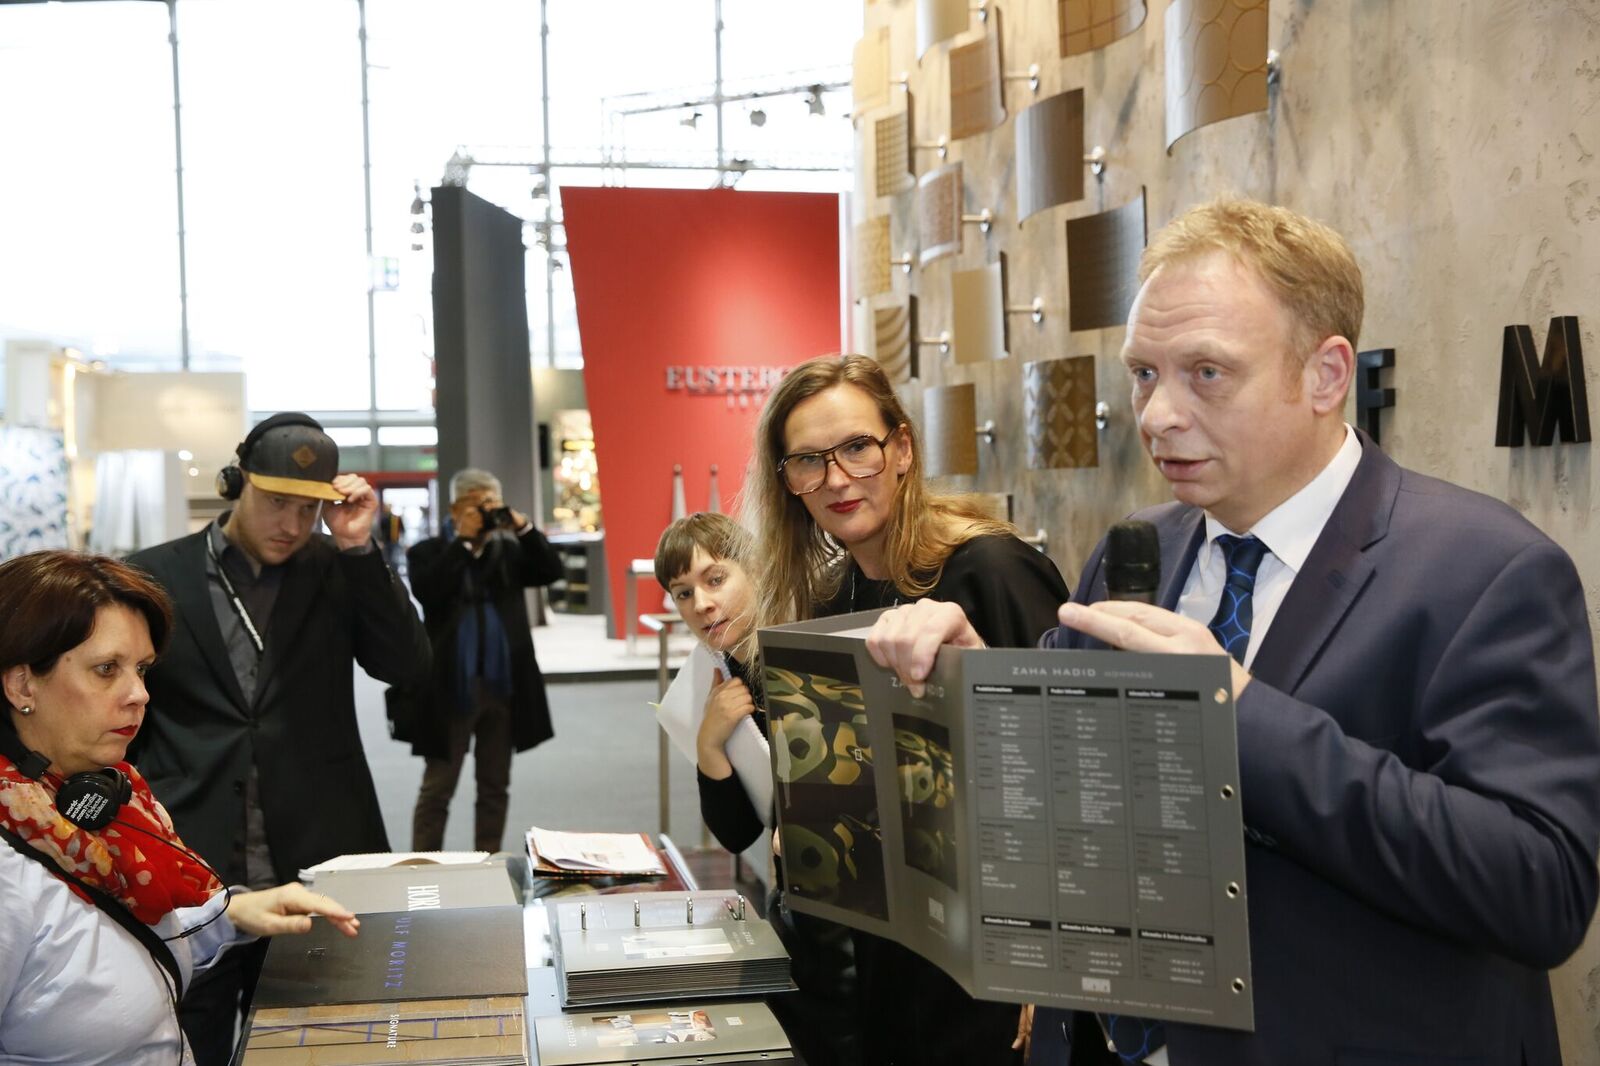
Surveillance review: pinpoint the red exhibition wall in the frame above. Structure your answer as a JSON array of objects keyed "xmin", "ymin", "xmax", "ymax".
[{"xmin": 562, "ymin": 186, "xmax": 842, "ymax": 638}]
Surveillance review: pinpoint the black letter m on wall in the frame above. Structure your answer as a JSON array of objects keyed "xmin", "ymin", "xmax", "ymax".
[{"xmin": 1495, "ymin": 316, "xmax": 1591, "ymax": 447}]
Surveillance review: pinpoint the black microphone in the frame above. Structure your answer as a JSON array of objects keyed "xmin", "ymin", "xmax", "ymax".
[{"xmin": 1105, "ymin": 520, "xmax": 1160, "ymax": 604}]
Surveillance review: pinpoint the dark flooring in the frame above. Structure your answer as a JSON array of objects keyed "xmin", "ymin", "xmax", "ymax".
[{"xmin": 352, "ymin": 670, "xmax": 768, "ymax": 897}]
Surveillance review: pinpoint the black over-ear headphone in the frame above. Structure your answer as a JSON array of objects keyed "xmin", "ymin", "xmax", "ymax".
[
  {"xmin": 0, "ymin": 724, "xmax": 131, "ymax": 831},
  {"xmin": 215, "ymin": 412, "xmax": 326, "ymax": 501}
]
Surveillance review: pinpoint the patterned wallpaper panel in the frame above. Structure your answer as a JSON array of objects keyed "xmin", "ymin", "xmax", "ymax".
[
  {"xmin": 1164, "ymin": 0, "xmax": 1269, "ymax": 150},
  {"xmin": 1024, "ymin": 356, "xmax": 1100, "ymax": 469},
  {"xmin": 1058, "ymin": 0, "xmax": 1147, "ymax": 57},
  {"xmin": 0, "ymin": 425, "xmax": 70, "ymax": 559},
  {"xmin": 949, "ymin": 24, "xmax": 1006, "ymax": 140},
  {"xmin": 855, "ymin": 216, "xmax": 894, "ymax": 302},
  {"xmin": 1065, "ymin": 189, "xmax": 1147, "ymax": 332}
]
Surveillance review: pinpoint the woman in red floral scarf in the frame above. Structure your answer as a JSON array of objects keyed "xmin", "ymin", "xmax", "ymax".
[{"xmin": 0, "ymin": 551, "xmax": 360, "ymax": 1066}]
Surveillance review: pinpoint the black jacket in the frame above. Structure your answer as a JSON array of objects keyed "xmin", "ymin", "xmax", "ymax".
[
  {"xmin": 403, "ymin": 525, "xmax": 564, "ymax": 760},
  {"xmin": 128, "ymin": 531, "xmax": 431, "ymax": 885}
]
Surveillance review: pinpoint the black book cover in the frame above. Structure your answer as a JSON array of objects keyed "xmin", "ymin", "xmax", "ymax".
[{"xmin": 254, "ymin": 905, "xmax": 528, "ymax": 1008}]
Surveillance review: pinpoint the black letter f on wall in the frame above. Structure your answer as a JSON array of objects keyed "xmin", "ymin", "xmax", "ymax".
[{"xmin": 1495, "ymin": 316, "xmax": 1591, "ymax": 447}]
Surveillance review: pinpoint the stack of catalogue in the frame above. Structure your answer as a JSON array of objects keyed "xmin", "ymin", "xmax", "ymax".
[
  {"xmin": 240, "ymin": 857, "xmax": 529, "ymax": 1064},
  {"xmin": 548, "ymin": 890, "xmax": 793, "ymax": 1008}
]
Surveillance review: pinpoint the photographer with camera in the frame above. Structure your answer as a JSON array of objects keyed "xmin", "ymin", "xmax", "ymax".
[{"xmin": 403, "ymin": 468, "xmax": 565, "ymax": 853}]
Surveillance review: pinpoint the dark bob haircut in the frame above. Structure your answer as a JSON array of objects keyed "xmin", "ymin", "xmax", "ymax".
[{"xmin": 0, "ymin": 550, "xmax": 174, "ymax": 711}]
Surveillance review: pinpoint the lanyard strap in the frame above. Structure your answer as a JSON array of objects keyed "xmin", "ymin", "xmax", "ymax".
[
  {"xmin": 206, "ymin": 533, "xmax": 265, "ymax": 655},
  {"xmin": 0, "ymin": 824, "xmax": 186, "ymax": 999}
]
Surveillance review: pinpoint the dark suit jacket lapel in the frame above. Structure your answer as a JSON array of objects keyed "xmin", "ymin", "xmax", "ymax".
[
  {"xmin": 1159, "ymin": 509, "xmax": 1206, "ymax": 611},
  {"xmin": 254, "ymin": 543, "xmax": 329, "ymax": 709},
  {"xmin": 1250, "ymin": 432, "xmax": 1398, "ymax": 694},
  {"xmin": 168, "ymin": 531, "xmax": 250, "ymax": 715}
]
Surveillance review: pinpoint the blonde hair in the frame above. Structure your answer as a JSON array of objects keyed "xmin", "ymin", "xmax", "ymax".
[
  {"xmin": 1141, "ymin": 199, "xmax": 1364, "ymax": 356},
  {"xmin": 744, "ymin": 354, "xmax": 1015, "ymax": 629}
]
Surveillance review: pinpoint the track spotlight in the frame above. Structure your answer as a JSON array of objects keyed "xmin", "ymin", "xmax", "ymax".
[
  {"xmin": 680, "ymin": 110, "xmax": 702, "ymax": 129},
  {"xmin": 749, "ymin": 108, "xmax": 767, "ymax": 127},
  {"xmin": 805, "ymin": 86, "xmax": 825, "ymax": 116}
]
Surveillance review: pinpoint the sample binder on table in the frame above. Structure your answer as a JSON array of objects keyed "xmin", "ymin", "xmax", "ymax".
[
  {"xmin": 533, "ymin": 1000, "xmax": 795, "ymax": 1066},
  {"xmin": 548, "ymin": 890, "xmax": 792, "ymax": 1008},
  {"xmin": 758, "ymin": 609, "xmax": 1255, "ymax": 1032},
  {"xmin": 240, "ymin": 996, "xmax": 527, "ymax": 1065}
]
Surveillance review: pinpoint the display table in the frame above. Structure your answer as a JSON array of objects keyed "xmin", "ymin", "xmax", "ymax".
[{"xmin": 237, "ymin": 838, "xmax": 764, "ymax": 1066}]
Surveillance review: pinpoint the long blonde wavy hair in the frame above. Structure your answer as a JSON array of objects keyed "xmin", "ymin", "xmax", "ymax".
[{"xmin": 743, "ymin": 354, "xmax": 1015, "ymax": 630}]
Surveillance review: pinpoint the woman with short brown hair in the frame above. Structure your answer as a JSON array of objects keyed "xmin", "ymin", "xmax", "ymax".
[{"xmin": 0, "ymin": 550, "xmax": 358, "ymax": 1066}]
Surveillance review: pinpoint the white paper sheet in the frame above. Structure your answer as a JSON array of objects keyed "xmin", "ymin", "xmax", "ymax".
[{"xmin": 652, "ymin": 644, "xmax": 774, "ymax": 826}]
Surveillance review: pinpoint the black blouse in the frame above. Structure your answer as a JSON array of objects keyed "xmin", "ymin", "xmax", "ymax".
[{"xmin": 696, "ymin": 653, "xmax": 771, "ymax": 854}]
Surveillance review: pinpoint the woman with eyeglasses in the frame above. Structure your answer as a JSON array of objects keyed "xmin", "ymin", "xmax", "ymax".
[{"xmin": 746, "ymin": 354, "xmax": 1071, "ymax": 1066}]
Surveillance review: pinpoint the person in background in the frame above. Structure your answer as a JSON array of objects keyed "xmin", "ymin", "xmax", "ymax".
[
  {"xmin": 128, "ymin": 412, "xmax": 430, "ymax": 1065},
  {"xmin": 654, "ymin": 510, "xmax": 862, "ymax": 1066},
  {"xmin": 405, "ymin": 467, "xmax": 565, "ymax": 852},
  {"xmin": 865, "ymin": 200, "xmax": 1600, "ymax": 1065},
  {"xmin": 744, "ymin": 354, "xmax": 1072, "ymax": 1066},
  {"xmin": 0, "ymin": 550, "xmax": 359, "ymax": 1066}
]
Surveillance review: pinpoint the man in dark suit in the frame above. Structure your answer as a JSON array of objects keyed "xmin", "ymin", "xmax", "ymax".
[
  {"xmin": 867, "ymin": 200, "xmax": 1600, "ymax": 1064},
  {"xmin": 130, "ymin": 412, "xmax": 431, "ymax": 1064},
  {"xmin": 401, "ymin": 466, "xmax": 564, "ymax": 853}
]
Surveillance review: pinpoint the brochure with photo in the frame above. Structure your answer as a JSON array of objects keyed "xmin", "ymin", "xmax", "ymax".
[
  {"xmin": 527, "ymin": 827, "xmax": 667, "ymax": 878},
  {"xmin": 759, "ymin": 609, "xmax": 1255, "ymax": 1032},
  {"xmin": 534, "ymin": 1000, "xmax": 794, "ymax": 1066}
]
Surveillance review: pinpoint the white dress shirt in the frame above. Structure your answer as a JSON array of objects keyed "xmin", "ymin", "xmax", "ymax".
[
  {"xmin": 1176, "ymin": 425, "xmax": 1363, "ymax": 666},
  {"xmin": 0, "ymin": 842, "xmax": 253, "ymax": 1065},
  {"xmin": 1133, "ymin": 428, "xmax": 1359, "ymax": 1066}
]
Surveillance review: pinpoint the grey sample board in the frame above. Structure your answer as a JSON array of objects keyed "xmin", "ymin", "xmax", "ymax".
[
  {"xmin": 549, "ymin": 891, "xmax": 792, "ymax": 1008},
  {"xmin": 255, "ymin": 906, "xmax": 528, "ymax": 1008},
  {"xmin": 759, "ymin": 609, "xmax": 1254, "ymax": 1032}
]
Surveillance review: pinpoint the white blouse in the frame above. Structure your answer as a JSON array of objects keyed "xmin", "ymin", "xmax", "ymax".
[{"xmin": 0, "ymin": 842, "xmax": 254, "ymax": 1065}]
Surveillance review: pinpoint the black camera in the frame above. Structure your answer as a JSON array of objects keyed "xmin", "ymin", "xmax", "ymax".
[{"xmin": 479, "ymin": 505, "xmax": 515, "ymax": 531}]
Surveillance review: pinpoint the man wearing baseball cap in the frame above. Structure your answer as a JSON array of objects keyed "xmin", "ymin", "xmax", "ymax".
[{"xmin": 129, "ymin": 412, "xmax": 431, "ymax": 1064}]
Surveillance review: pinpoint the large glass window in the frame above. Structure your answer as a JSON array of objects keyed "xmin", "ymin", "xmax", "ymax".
[
  {"xmin": 180, "ymin": 0, "xmax": 369, "ymax": 412},
  {"xmin": 365, "ymin": 0, "xmax": 542, "ymax": 409},
  {"xmin": 0, "ymin": 2, "xmax": 179, "ymax": 366},
  {"xmin": 0, "ymin": 0, "xmax": 854, "ymax": 409}
]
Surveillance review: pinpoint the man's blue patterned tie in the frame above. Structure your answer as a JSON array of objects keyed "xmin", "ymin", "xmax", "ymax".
[
  {"xmin": 1096, "ymin": 537, "xmax": 1269, "ymax": 1063},
  {"xmin": 1104, "ymin": 1013, "xmax": 1164, "ymax": 1064},
  {"xmin": 1207, "ymin": 534, "xmax": 1269, "ymax": 664}
]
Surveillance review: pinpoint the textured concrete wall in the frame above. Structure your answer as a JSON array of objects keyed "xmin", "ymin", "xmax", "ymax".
[{"xmin": 851, "ymin": 0, "xmax": 1600, "ymax": 1056}]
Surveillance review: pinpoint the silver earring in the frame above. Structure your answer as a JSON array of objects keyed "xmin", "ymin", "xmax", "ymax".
[{"xmin": 18, "ymin": 706, "xmax": 31, "ymax": 716}]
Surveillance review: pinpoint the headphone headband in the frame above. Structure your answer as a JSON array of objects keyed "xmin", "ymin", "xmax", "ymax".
[
  {"xmin": 218, "ymin": 412, "xmax": 325, "ymax": 502},
  {"xmin": 0, "ymin": 721, "xmax": 49, "ymax": 779},
  {"xmin": 236, "ymin": 412, "xmax": 325, "ymax": 467}
]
